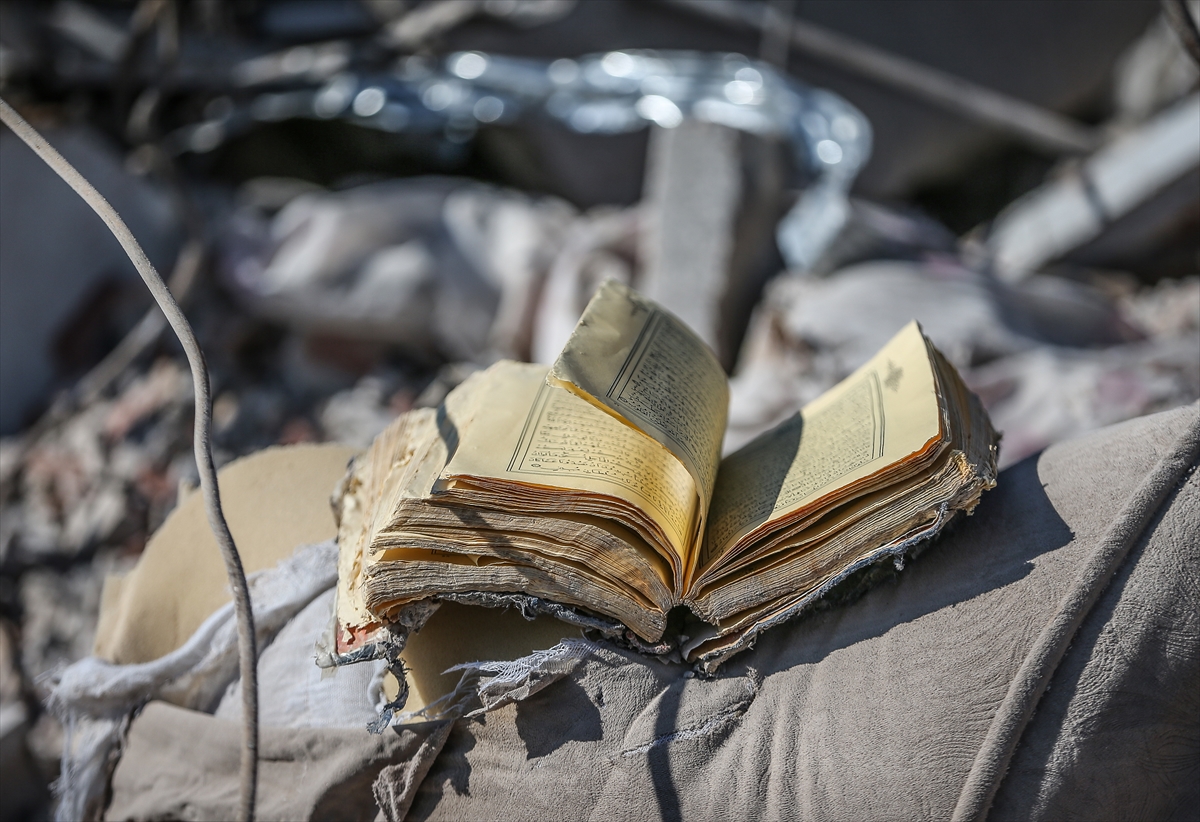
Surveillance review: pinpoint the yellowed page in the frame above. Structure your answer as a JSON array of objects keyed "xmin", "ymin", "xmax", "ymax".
[
  {"xmin": 441, "ymin": 361, "xmax": 698, "ymax": 565},
  {"xmin": 547, "ymin": 279, "xmax": 728, "ymax": 511},
  {"xmin": 702, "ymin": 321, "xmax": 943, "ymax": 568}
]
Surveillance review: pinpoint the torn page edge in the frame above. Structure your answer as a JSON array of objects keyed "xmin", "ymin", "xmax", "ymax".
[
  {"xmin": 316, "ymin": 592, "xmax": 626, "ymax": 674},
  {"xmin": 316, "ymin": 593, "xmax": 617, "ymax": 732},
  {"xmin": 319, "ymin": 590, "xmax": 671, "ymax": 735},
  {"xmin": 435, "ymin": 591, "xmax": 626, "ymax": 635}
]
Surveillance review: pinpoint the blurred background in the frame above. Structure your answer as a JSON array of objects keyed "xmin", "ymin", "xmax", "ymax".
[{"xmin": 1, "ymin": 1, "xmax": 1197, "ymax": 817}]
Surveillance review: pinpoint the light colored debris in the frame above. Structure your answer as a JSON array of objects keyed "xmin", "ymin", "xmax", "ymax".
[
  {"xmin": 3, "ymin": 359, "xmax": 190, "ymax": 563},
  {"xmin": 968, "ymin": 333, "xmax": 1199, "ymax": 467},
  {"xmin": 638, "ymin": 120, "xmax": 742, "ymax": 361},
  {"xmin": 531, "ymin": 207, "xmax": 640, "ymax": 366},
  {"xmin": 727, "ymin": 261, "xmax": 1123, "ymax": 450},
  {"xmin": 320, "ymin": 376, "xmax": 403, "ymax": 450},
  {"xmin": 223, "ymin": 178, "xmax": 575, "ymax": 363},
  {"xmin": 1114, "ymin": 1, "xmax": 1200, "ymax": 124},
  {"xmin": 729, "ymin": 264, "xmax": 1198, "ymax": 465},
  {"xmin": 987, "ymin": 94, "xmax": 1200, "ymax": 282}
]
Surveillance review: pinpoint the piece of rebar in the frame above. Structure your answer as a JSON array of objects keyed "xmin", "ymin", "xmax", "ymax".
[
  {"xmin": 664, "ymin": 0, "xmax": 1101, "ymax": 155},
  {"xmin": 0, "ymin": 98, "xmax": 259, "ymax": 822}
]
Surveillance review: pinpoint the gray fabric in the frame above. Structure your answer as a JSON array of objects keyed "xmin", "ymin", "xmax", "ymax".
[
  {"xmin": 105, "ymin": 701, "xmax": 446, "ymax": 822},
  {"xmin": 373, "ymin": 722, "xmax": 455, "ymax": 822},
  {"xmin": 409, "ymin": 403, "xmax": 1200, "ymax": 821},
  {"xmin": 954, "ymin": 401, "xmax": 1200, "ymax": 821},
  {"xmin": 989, "ymin": 454, "xmax": 1200, "ymax": 814}
]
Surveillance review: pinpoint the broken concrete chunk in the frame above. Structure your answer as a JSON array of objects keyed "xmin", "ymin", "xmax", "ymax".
[{"xmin": 638, "ymin": 121, "xmax": 789, "ymax": 369}]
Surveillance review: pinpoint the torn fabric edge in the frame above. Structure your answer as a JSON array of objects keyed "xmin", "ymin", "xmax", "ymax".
[
  {"xmin": 316, "ymin": 592, "xmax": 623, "ymax": 732},
  {"xmin": 366, "ymin": 657, "xmax": 412, "ymax": 734},
  {"xmin": 315, "ymin": 591, "xmax": 625, "ymax": 673},
  {"xmin": 372, "ymin": 720, "xmax": 456, "ymax": 822},
  {"xmin": 687, "ymin": 505, "xmax": 958, "ymax": 675},
  {"xmin": 397, "ymin": 637, "xmax": 603, "ymax": 724},
  {"xmin": 52, "ymin": 714, "xmax": 129, "ymax": 822},
  {"xmin": 314, "ymin": 600, "xmax": 430, "ymax": 734},
  {"xmin": 314, "ymin": 600, "xmax": 435, "ymax": 670}
]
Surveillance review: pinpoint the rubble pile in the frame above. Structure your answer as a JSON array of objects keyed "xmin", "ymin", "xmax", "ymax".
[{"xmin": 0, "ymin": 1, "xmax": 1196, "ymax": 817}]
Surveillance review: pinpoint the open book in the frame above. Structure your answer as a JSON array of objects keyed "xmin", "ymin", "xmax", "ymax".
[{"xmin": 334, "ymin": 280, "xmax": 998, "ymax": 671}]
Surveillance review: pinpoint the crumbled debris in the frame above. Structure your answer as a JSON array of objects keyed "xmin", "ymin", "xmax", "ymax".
[
  {"xmin": 320, "ymin": 375, "xmax": 408, "ymax": 450},
  {"xmin": 729, "ymin": 268, "xmax": 1199, "ymax": 465},
  {"xmin": 1, "ymin": 359, "xmax": 191, "ymax": 566},
  {"xmin": 1, "ymin": 618, "xmax": 52, "ymax": 821}
]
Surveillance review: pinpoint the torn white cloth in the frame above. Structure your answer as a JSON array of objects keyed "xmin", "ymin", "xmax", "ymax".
[
  {"xmin": 460, "ymin": 637, "xmax": 601, "ymax": 717},
  {"xmin": 402, "ymin": 637, "xmax": 602, "ymax": 722},
  {"xmin": 215, "ymin": 587, "xmax": 388, "ymax": 729},
  {"xmin": 48, "ymin": 533, "xmax": 607, "ymax": 820},
  {"xmin": 46, "ymin": 539, "xmax": 338, "ymax": 821}
]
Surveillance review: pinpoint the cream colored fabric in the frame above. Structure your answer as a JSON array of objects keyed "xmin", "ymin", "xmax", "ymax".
[
  {"xmin": 93, "ymin": 443, "xmax": 357, "ymax": 664},
  {"xmin": 89, "ymin": 440, "xmax": 580, "ymax": 707}
]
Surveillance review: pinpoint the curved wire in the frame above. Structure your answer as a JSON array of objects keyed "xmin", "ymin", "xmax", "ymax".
[{"xmin": 0, "ymin": 97, "xmax": 259, "ymax": 821}]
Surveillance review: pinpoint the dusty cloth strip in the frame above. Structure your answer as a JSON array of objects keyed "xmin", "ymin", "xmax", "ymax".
[
  {"xmin": 46, "ymin": 540, "xmax": 337, "ymax": 822},
  {"xmin": 372, "ymin": 721, "xmax": 457, "ymax": 822},
  {"xmin": 106, "ymin": 701, "xmax": 447, "ymax": 822},
  {"xmin": 398, "ymin": 637, "xmax": 603, "ymax": 724},
  {"xmin": 371, "ymin": 637, "xmax": 602, "ymax": 821}
]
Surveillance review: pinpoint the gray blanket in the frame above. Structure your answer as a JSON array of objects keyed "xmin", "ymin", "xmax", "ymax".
[
  {"xmin": 408, "ymin": 402, "xmax": 1199, "ymax": 822},
  {"xmin": 106, "ymin": 403, "xmax": 1199, "ymax": 821}
]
